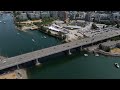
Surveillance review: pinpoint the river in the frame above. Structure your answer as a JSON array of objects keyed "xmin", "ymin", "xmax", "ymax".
[{"xmin": 0, "ymin": 13, "xmax": 120, "ymax": 79}]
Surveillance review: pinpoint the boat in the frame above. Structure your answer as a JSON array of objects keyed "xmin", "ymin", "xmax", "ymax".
[
  {"xmin": 4, "ymin": 22, "xmax": 6, "ymax": 24},
  {"xmin": 95, "ymin": 53, "xmax": 99, "ymax": 56},
  {"xmin": 114, "ymin": 63, "xmax": 119, "ymax": 68},
  {"xmin": 17, "ymin": 33, "xmax": 20, "ymax": 35},
  {"xmin": 44, "ymin": 36, "xmax": 46, "ymax": 38},
  {"xmin": 0, "ymin": 21, "xmax": 2, "ymax": 23},
  {"xmin": 84, "ymin": 54, "xmax": 88, "ymax": 56},
  {"xmin": 32, "ymin": 39, "xmax": 35, "ymax": 42}
]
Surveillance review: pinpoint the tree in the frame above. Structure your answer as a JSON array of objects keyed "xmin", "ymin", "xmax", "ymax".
[
  {"xmin": 104, "ymin": 47, "xmax": 110, "ymax": 52},
  {"xmin": 99, "ymin": 44, "xmax": 102, "ymax": 49},
  {"xmin": 116, "ymin": 24, "xmax": 120, "ymax": 28},
  {"xmin": 16, "ymin": 12, "xmax": 21, "ymax": 15},
  {"xmin": 47, "ymin": 30, "xmax": 51, "ymax": 35},
  {"xmin": 103, "ymin": 25, "xmax": 105, "ymax": 28},
  {"xmin": 62, "ymin": 35, "xmax": 66, "ymax": 40},
  {"xmin": 40, "ymin": 26, "xmax": 47, "ymax": 32},
  {"xmin": 93, "ymin": 18, "xmax": 95, "ymax": 22},
  {"xmin": 110, "ymin": 21, "xmax": 116, "ymax": 26},
  {"xmin": 58, "ymin": 31, "xmax": 62, "ymax": 37},
  {"xmin": 116, "ymin": 43, "xmax": 120, "ymax": 48},
  {"xmin": 33, "ymin": 22, "xmax": 42, "ymax": 27},
  {"xmin": 91, "ymin": 23, "xmax": 98, "ymax": 30},
  {"xmin": 111, "ymin": 36, "xmax": 120, "ymax": 41}
]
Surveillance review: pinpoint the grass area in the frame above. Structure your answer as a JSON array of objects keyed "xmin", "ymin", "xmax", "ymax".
[{"xmin": 33, "ymin": 18, "xmax": 55, "ymax": 27}]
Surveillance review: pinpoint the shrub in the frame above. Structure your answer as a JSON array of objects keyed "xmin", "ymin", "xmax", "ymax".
[
  {"xmin": 47, "ymin": 30, "xmax": 51, "ymax": 35},
  {"xmin": 99, "ymin": 44, "xmax": 102, "ymax": 49},
  {"xmin": 104, "ymin": 47, "xmax": 110, "ymax": 52},
  {"xmin": 116, "ymin": 24, "xmax": 120, "ymax": 28},
  {"xmin": 116, "ymin": 43, "xmax": 120, "ymax": 48}
]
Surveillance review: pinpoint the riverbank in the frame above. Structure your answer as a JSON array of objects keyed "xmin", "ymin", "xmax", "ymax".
[
  {"xmin": 15, "ymin": 23, "xmax": 39, "ymax": 31},
  {"xmin": 38, "ymin": 29, "xmax": 63, "ymax": 40},
  {"xmin": 0, "ymin": 69, "xmax": 28, "ymax": 79},
  {"xmin": 94, "ymin": 49, "xmax": 120, "ymax": 57},
  {"xmin": 86, "ymin": 44, "xmax": 120, "ymax": 57}
]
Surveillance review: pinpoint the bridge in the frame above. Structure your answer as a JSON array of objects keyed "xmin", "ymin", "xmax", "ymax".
[{"xmin": 0, "ymin": 30, "xmax": 120, "ymax": 71}]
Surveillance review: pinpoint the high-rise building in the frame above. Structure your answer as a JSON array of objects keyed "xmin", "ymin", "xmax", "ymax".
[
  {"xmin": 40, "ymin": 11, "xmax": 50, "ymax": 18},
  {"xmin": 16, "ymin": 13, "xmax": 28, "ymax": 21},
  {"xmin": 49, "ymin": 11, "xmax": 58, "ymax": 18},
  {"xmin": 27, "ymin": 12, "xmax": 40, "ymax": 20},
  {"xmin": 58, "ymin": 11, "xmax": 69, "ymax": 23}
]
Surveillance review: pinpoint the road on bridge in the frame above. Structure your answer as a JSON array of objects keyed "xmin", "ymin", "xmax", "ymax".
[{"xmin": 0, "ymin": 30, "xmax": 120, "ymax": 70}]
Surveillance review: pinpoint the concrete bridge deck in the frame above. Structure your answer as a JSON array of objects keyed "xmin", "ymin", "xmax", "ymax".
[{"xmin": 0, "ymin": 30, "xmax": 120, "ymax": 70}]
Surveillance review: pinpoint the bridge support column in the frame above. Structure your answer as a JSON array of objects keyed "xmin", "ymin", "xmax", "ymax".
[
  {"xmin": 80, "ymin": 46, "xmax": 82, "ymax": 51},
  {"xmin": 35, "ymin": 59, "xmax": 41, "ymax": 66},
  {"xmin": 17, "ymin": 65, "xmax": 20, "ymax": 70},
  {"xmin": 92, "ymin": 42, "xmax": 93, "ymax": 46},
  {"xmin": 68, "ymin": 49, "xmax": 72, "ymax": 55}
]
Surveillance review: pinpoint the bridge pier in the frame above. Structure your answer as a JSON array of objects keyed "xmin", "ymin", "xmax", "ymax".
[
  {"xmin": 17, "ymin": 65, "xmax": 20, "ymax": 70},
  {"xmin": 80, "ymin": 46, "xmax": 83, "ymax": 51},
  {"xmin": 68, "ymin": 49, "xmax": 72, "ymax": 55},
  {"xmin": 35, "ymin": 59, "xmax": 41, "ymax": 66},
  {"xmin": 91, "ymin": 42, "xmax": 93, "ymax": 46}
]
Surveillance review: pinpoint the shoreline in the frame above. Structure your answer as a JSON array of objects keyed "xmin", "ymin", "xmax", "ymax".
[
  {"xmin": 0, "ymin": 68, "xmax": 28, "ymax": 79},
  {"xmin": 15, "ymin": 24, "xmax": 62, "ymax": 37},
  {"xmin": 85, "ymin": 44, "xmax": 120, "ymax": 57},
  {"xmin": 38, "ymin": 29, "xmax": 63, "ymax": 39},
  {"xmin": 94, "ymin": 49, "xmax": 120, "ymax": 57}
]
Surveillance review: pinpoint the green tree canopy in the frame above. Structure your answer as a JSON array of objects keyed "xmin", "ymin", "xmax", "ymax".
[{"xmin": 91, "ymin": 23, "xmax": 98, "ymax": 30}]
